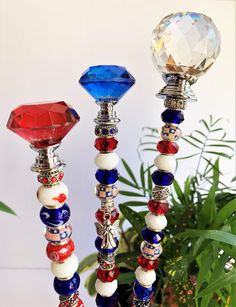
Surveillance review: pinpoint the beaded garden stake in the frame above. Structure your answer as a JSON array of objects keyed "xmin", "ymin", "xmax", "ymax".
[
  {"xmin": 7, "ymin": 102, "xmax": 84, "ymax": 307},
  {"xmin": 79, "ymin": 65, "xmax": 135, "ymax": 306},
  {"xmin": 132, "ymin": 12, "xmax": 221, "ymax": 307}
]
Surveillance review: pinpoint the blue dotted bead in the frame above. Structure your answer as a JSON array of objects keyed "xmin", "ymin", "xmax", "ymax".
[
  {"xmin": 54, "ymin": 272, "xmax": 80, "ymax": 296},
  {"xmin": 161, "ymin": 109, "xmax": 184, "ymax": 125},
  {"xmin": 141, "ymin": 227, "xmax": 164, "ymax": 244},
  {"xmin": 40, "ymin": 203, "xmax": 70, "ymax": 227},
  {"xmin": 133, "ymin": 280, "xmax": 153, "ymax": 301},
  {"xmin": 95, "ymin": 169, "xmax": 119, "ymax": 184},
  {"xmin": 96, "ymin": 291, "xmax": 119, "ymax": 307},
  {"xmin": 151, "ymin": 170, "xmax": 174, "ymax": 186},
  {"xmin": 95, "ymin": 236, "xmax": 119, "ymax": 254}
]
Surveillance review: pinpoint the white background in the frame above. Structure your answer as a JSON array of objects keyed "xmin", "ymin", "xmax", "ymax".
[{"xmin": 0, "ymin": 0, "xmax": 235, "ymax": 306}]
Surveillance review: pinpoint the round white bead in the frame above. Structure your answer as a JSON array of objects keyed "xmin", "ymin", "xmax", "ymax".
[
  {"xmin": 154, "ymin": 154, "xmax": 176, "ymax": 171},
  {"xmin": 37, "ymin": 182, "xmax": 68, "ymax": 208},
  {"xmin": 95, "ymin": 279, "xmax": 118, "ymax": 297},
  {"xmin": 51, "ymin": 254, "xmax": 78, "ymax": 279},
  {"xmin": 145, "ymin": 212, "xmax": 167, "ymax": 231},
  {"xmin": 95, "ymin": 152, "xmax": 119, "ymax": 170},
  {"xmin": 135, "ymin": 266, "xmax": 156, "ymax": 287}
]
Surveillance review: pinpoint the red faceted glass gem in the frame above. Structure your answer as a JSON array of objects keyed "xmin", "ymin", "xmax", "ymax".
[
  {"xmin": 59, "ymin": 172, "xmax": 64, "ymax": 181},
  {"xmin": 7, "ymin": 101, "xmax": 80, "ymax": 148},
  {"xmin": 94, "ymin": 137, "xmax": 118, "ymax": 152},
  {"xmin": 95, "ymin": 208, "xmax": 120, "ymax": 224},
  {"xmin": 137, "ymin": 255, "xmax": 159, "ymax": 270},
  {"xmin": 97, "ymin": 266, "xmax": 119, "ymax": 282},
  {"xmin": 157, "ymin": 140, "xmax": 179, "ymax": 154},
  {"xmin": 46, "ymin": 239, "xmax": 75, "ymax": 262},
  {"xmin": 148, "ymin": 200, "xmax": 169, "ymax": 215}
]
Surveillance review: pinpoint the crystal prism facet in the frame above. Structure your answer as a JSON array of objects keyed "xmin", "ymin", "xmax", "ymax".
[
  {"xmin": 151, "ymin": 12, "xmax": 221, "ymax": 77},
  {"xmin": 79, "ymin": 65, "xmax": 135, "ymax": 102},
  {"xmin": 7, "ymin": 101, "xmax": 80, "ymax": 148}
]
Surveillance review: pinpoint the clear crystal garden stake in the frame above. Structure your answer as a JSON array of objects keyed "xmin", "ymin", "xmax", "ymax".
[
  {"xmin": 79, "ymin": 65, "xmax": 135, "ymax": 306},
  {"xmin": 132, "ymin": 12, "xmax": 221, "ymax": 307}
]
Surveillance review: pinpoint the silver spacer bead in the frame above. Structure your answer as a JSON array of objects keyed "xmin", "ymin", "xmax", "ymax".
[
  {"xmin": 152, "ymin": 185, "xmax": 170, "ymax": 201},
  {"xmin": 94, "ymin": 102, "xmax": 120, "ymax": 125}
]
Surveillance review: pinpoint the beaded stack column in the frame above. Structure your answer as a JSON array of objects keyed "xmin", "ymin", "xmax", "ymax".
[
  {"xmin": 7, "ymin": 102, "xmax": 84, "ymax": 307},
  {"xmin": 79, "ymin": 65, "xmax": 135, "ymax": 306},
  {"xmin": 132, "ymin": 12, "xmax": 220, "ymax": 307}
]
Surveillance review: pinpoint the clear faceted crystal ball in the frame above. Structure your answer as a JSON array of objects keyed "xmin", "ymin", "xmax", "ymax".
[{"xmin": 151, "ymin": 12, "xmax": 221, "ymax": 77}]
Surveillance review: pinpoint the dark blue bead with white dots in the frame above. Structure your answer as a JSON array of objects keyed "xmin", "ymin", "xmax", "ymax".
[
  {"xmin": 161, "ymin": 109, "xmax": 184, "ymax": 125},
  {"xmin": 40, "ymin": 203, "xmax": 70, "ymax": 227},
  {"xmin": 141, "ymin": 227, "xmax": 164, "ymax": 244},
  {"xmin": 151, "ymin": 170, "xmax": 174, "ymax": 186},
  {"xmin": 54, "ymin": 272, "xmax": 80, "ymax": 296}
]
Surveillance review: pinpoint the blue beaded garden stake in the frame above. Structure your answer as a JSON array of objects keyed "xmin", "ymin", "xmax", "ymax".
[
  {"xmin": 79, "ymin": 65, "xmax": 135, "ymax": 306},
  {"xmin": 7, "ymin": 102, "xmax": 84, "ymax": 307},
  {"xmin": 132, "ymin": 12, "xmax": 221, "ymax": 307}
]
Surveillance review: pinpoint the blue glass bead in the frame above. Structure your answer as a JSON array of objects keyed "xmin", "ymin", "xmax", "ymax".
[
  {"xmin": 95, "ymin": 169, "xmax": 119, "ymax": 185},
  {"xmin": 95, "ymin": 236, "xmax": 119, "ymax": 254},
  {"xmin": 141, "ymin": 227, "xmax": 164, "ymax": 244},
  {"xmin": 96, "ymin": 291, "xmax": 119, "ymax": 307},
  {"xmin": 54, "ymin": 272, "xmax": 80, "ymax": 296},
  {"xmin": 161, "ymin": 109, "xmax": 184, "ymax": 124},
  {"xmin": 133, "ymin": 280, "xmax": 153, "ymax": 301},
  {"xmin": 151, "ymin": 170, "xmax": 174, "ymax": 186},
  {"xmin": 40, "ymin": 203, "xmax": 70, "ymax": 227},
  {"xmin": 79, "ymin": 65, "xmax": 135, "ymax": 102}
]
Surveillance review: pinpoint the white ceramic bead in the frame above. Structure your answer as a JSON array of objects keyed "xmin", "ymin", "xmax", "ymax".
[
  {"xmin": 135, "ymin": 266, "xmax": 156, "ymax": 287},
  {"xmin": 37, "ymin": 182, "xmax": 68, "ymax": 208},
  {"xmin": 95, "ymin": 279, "xmax": 118, "ymax": 297},
  {"xmin": 145, "ymin": 212, "xmax": 167, "ymax": 231},
  {"xmin": 51, "ymin": 254, "xmax": 78, "ymax": 279},
  {"xmin": 154, "ymin": 154, "xmax": 176, "ymax": 171},
  {"xmin": 95, "ymin": 152, "xmax": 119, "ymax": 170}
]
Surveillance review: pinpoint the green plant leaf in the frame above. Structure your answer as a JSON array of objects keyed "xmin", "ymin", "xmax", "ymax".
[
  {"xmin": 119, "ymin": 176, "xmax": 139, "ymax": 189},
  {"xmin": 0, "ymin": 201, "xmax": 16, "ymax": 215},
  {"xmin": 175, "ymin": 229, "xmax": 236, "ymax": 246},
  {"xmin": 140, "ymin": 163, "xmax": 145, "ymax": 192},
  {"xmin": 77, "ymin": 253, "xmax": 97, "ymax": 274},
  {"xmin": 118, "ymin": 271, "xmax": 135, "ymax": 285},
  {"xmin": 204, "ymin": 151, "xmax": 233, "ymax": 159},
  {"xmin": 173, "ymin": 180, "xmax": 186, "ymax": 206},
  {"xmin": 196, "ymin": 268, "xmax": 236, "ymax": 298},
  {"xmin": 231, "ymin": 283, "xmax": 236, "ymax": 307},
  {"xmin": 119, "ymin": 204, "xmax": 145, "ymax": 234},
  {"xmin": 84, "ymin": 270, "xmax": 97, "ymax": 296},
  {"xmin": 211, "ymin": 198, "xmax": 236, "ymax": 228},
  {"xmin": 119, "ymin": 201, "xmax": 147, "ymax": 207},
  {"xmin": 121, "ymin": 158, "xmax": 138, "ymax": 186},
  {"xmin": 119, "ymin": 191, "xmax": 144, "ymax": 197}
]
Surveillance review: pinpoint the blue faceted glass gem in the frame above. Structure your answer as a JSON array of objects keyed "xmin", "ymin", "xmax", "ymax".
[
  {"xmin": 133, "ymin": 279, "xmax": 153, "ymax": 301},
  {"xmin": 161, "ymin": 109, "xmax": 184, "ymax": 124},
  {"xmin": 54, "ymin": 272, "xmax": 80, "ymax": 296},
  {"xmin": 152, "ymin": 170, "xmax": 174, "ymax": 186},
  {"xmin": 79, "ymin": 65, "xmax": 135, "ymax": 102},
  {"xmin": 95, "ymin": 236, "xmax": 119, "ymax": 254},
  {"xmin": 40, "ymin": 203, "xmax": 70, "ymax": 227},
  {"xmin": 142, "ymin": 227, "xmax": 164, "ymax": 244},
  {"xmin": 95, "ymin": 169, "xmax": 119, "ymax": 185},
  {"xmin": 96, "ymin": 291, "xmax": 119, "ymax": 307}
]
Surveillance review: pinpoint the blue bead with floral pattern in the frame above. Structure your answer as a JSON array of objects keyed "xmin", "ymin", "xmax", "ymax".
[
  {"xmin": 40, "ymin": 203, "xmax": 70, "ymax": 227},
  {"xmin": 133, "ymin": 280, "xmax": 153, "ymax": 301},
  {"xmin": 54, "ymin": 272, "xmax": 80, "ymax": 296},
  {"xmin": 95, "ymin": 169, "xmax": 119, "ymax": 185},
  {"xmin": 141, "ymin": 227, "xmax": 164, "ymax": 244},
  {"xmin": 151, "ymin": 170, "xmax": 174, "ymax": 186},
  {"xmin": 161, "ymin": 109, "xmax": 184, "ymax": 124},
  {"xmin": 95, "ymin": 236, "xmax": 119, "ymax": 254}
]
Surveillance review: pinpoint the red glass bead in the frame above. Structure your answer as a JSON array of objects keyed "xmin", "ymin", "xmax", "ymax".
[
  {"xmin": 137, "ymin": 255, "xmax": 159, "ymax": 270},
  {"xmin": 97, "ymin": 266, "xmax": 119, "ymax": 282},
  {"xmin": 7, "ymin": 101, "xmax": 80, "ymax": 148},
  {"xmin": 59, "ymin": 297, "xmax": 84, "ymax": 307},
  {"xmin": 42, "ymin": 177, "xmax": 49, "ymax": 185},
  {"xmin": 94, "ymin": 137, "xmax": 118, "ymax": 152},
  {"xmin": 148, "ymin": 200, "xmax": 169, "ymax": 215},
  {"xmin": 157, "ymin": 140, "xmax": 179, "ymax": 154},
  {"xmin": 59, "ymin": 172, "xmax": 64, "ymax": 181},
  {"xmin": 75, "ymin": 298, "xmax": 85, "ymax": 307},
  {"xmin": 95, "ymin": 208, "xmax": 119, "ymax": 224},
  {"xmin": 51, "ymin": 176, "xmax": 57, "ymax": 183},
  {"xmin": 46, "ymin": 239, "xmax": 75, "ymax": 262}
]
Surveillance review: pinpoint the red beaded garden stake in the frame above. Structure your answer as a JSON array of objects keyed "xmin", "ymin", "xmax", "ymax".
[
  {"xmin": 7, "ymin": 102, "xmax": 84, "ymax": 307},
  {"xmin": 79, "ymin": 65, "xmax": 135, "ymax": 306},
  {"xmin": 132, "ymin": 12, "xmax": 221, "ymax": 307}
]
